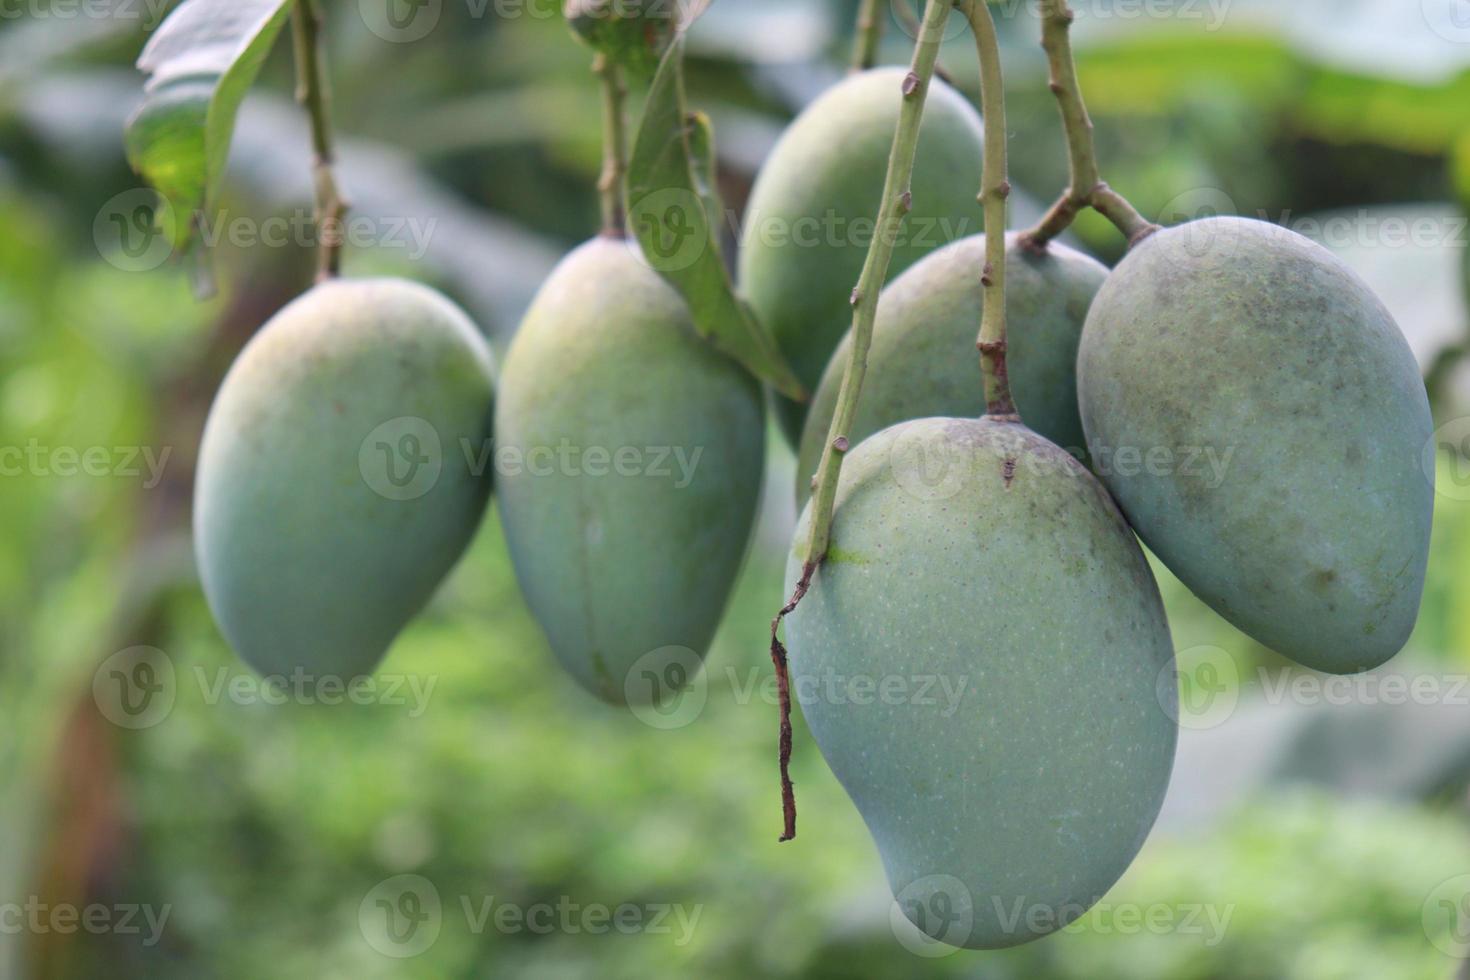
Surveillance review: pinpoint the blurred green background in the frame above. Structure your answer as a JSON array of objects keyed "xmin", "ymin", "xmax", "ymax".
[{"xmin": 3, "ymin": 0, "xmax": 1470, "ymax": 977}]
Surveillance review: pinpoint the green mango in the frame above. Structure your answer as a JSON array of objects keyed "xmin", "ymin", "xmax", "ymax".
[
  {"xmin": 496, "ymin": 238, "xmax": 765, "ymax": 705},
  {"xmin": 739, "ymin": 67, "xmax": 986, "ymax": 445},
  {"xmin": 195, "ymin": 278, "xmax": 497, "ymax": 679},
  {"xmin": 785, "ymin": 416, "xmax": 1176, "ymax": 950},
  {"xmin": 1078, "ymin": 217, "xmax": 1434, "ymax": 674},
  {"xmin": 795, "ymin": 234, "xmax": 1106, "ymax": 506}
]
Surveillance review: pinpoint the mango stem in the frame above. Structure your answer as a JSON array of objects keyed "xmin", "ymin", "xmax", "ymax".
[
  {"xmin": 1019, "ymin": 0, "xmax": 1158, "ymax": 251},
  {"xmin": 767, "ymin": 0, "xmax": 955, "ymax": 844},
  {"xmin": 291, "ymin": 0, "xmax": 349, "ymax": 282},
  {"xmin": 592, "ymin": 53, "xmax": 629, "ymax": 238},
  {"xmin": 851, "ymin": 0, "xmax": 885, "ymax": 72},
  {"xmin": 957, "ymin": 0, "xmax": 1016, "ymax": 418}
]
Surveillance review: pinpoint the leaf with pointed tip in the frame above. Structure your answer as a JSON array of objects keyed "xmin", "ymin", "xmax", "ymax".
[
  {"xmin": 627, "ymin": 37, "xmax": 805, "ymax": 400},
  {"xmin": 126, "ymin": 0, "xmax": 296, "ymax": 251}
]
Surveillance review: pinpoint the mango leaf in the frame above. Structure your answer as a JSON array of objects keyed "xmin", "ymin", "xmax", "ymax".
[
  {"xmin": 627, "ymin": 37, "xmax": 805, "ymax": 400},
  {"xmin": 126, "ymin": 0, "xmax": 296, "ymax": 250}
]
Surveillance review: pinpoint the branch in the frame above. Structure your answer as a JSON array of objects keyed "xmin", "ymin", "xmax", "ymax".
[
  {"xmin": 291, "ymin": 0, "xmax": 348, "ymax": 281},
  {"xmin": 851, "ymin": 0, "xmax": 885, "ymax": 72},
  {"xmin": 592, "ymin": 53, "xmax": 629, "ymax": 237},
  {"xmin": 767, "ymin": 0, "xmax": 955, "ymax": 844},
  {"xmin": 957, "ymin": 0, "xmax": 1015, "ymax": 418},
  {"xmin": 1019, "ymin": 0, "xmax": 1157, "ymax": 251}
]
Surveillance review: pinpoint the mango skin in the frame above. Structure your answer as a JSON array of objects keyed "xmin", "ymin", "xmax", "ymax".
[
  {"xmin": 194, "ymin": 278, "xmax": 496, "ymax": 679},
  {"xmin": 495, "ymin": 238, "xmax": 765, "ymax": 704},
  {"xmin": 785, "ymin": 417, "xmax": 1177, "ymax": 950},
  {"xmin": 796, "ymin": 234, "xmax": 1106, "ymax": 506},
  {"xmin": 1078, "ymin": 217, "xmax": 1434, "ymax": 674},
  {"xmin": 739, "ymin": 67, "xmax": 986, "ymax": 444}
]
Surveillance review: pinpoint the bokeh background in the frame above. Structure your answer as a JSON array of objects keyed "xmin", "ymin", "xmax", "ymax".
[{"xmin": 3, "ymin": 0, "xmax": 1470, "ymax": 977}]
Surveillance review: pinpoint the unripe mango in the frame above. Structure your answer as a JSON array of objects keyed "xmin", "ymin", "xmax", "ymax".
[
  {"xmin": 496, "ymin": 237, "xmax": 764, "ymax": 704},
  {"xmin": 1078, "ymin": 217, "xmax": 1434, "ymax": 674},
  {"xmin": 785, "ymin": 416, "xmax": 1176, "ymax": 950},
  {"xmin": 739, "ymin": 67, "xmax": 986, "ymax": 444},
  {"xmin": 795, "ymin": 234, "xmax": 1106, "ymax": 506},
  {"xmin": 194, "ymin": 279, "xmax": 497, "ymax": 679}
]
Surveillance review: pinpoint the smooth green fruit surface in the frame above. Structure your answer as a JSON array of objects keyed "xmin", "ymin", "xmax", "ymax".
[
  {"xmin": 795, "ymin": 233, "xmax": 1106, "ymax": 506},
  {"xmin": 496, "ymin": 238, "xmax": 765, "ymax": 704},
  {"xmin": 195, "ymin": 278, "xmax": 496, "ymax": 679},
  {"xmin": 739, "ymin": 67, "xmax": 985, "ymax": 444},
  {"xmin": 1078, "ymin": 217, "xmax": 1433, "ymax": 674},
  {"xmin": 785, "ymin": 417, "xmax": 1177, "ymax": 950}
]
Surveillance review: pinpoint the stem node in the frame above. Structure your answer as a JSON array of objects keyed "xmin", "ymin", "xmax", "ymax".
[{"xmin": 1021, "ymin": 0, "xmax": 1155, "ymax": 251}]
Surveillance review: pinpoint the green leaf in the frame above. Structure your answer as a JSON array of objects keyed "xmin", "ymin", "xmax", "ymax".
[
  {"xmin": 126, "ymin": 0, "xmax": 296, "ymax": 251},
  {"xmin": 563, "ymin": 0, "xmax": 680, "ymax": 78},
  {"xmin": 627, "ymin": 38, "xmax": 805, "ymax": 400}
]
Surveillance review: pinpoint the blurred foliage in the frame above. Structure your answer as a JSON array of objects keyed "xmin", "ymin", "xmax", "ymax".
[{"xmin": 1, "ymin": 0, "xmax": 1470, "ymax": 977}]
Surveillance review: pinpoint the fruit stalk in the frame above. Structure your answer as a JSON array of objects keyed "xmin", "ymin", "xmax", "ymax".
[
  {"xmin": 958, "ymin": 0, "xmax": 1015, "ymax": 418},
  {"xmin": 592, "ymin": 52, "xmax": 630, "ymax": 237},
  {"xmin": 1019, "ymin": 0, "xmax": 1157, "ymax": 251},
  {"xmin": 291, "ymin": 0, "xmax": 349, "ymax": 281},
  {"xmin": 768, "ymin": 0, "xmax": 954, "ymax": 843},
  {"xmin": 851, "ymin": 0, "xmax": 884, "ymax": 72}
]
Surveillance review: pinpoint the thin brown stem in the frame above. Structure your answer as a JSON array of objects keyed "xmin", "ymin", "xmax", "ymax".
[
  {"xmin": 1018, "ymin": 0, "xmax": 1157, "ymax": 252},
  {"xmin": 291, "ymin": 0, "xmax": 348, "ymax": 281},
  {"xmin": 957, "ymin": 0, "xmax": 1014, "ymax": 418},
  {"xmin": 592, "ymin": 53, "xmax": 629, "ymax": 237}
]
